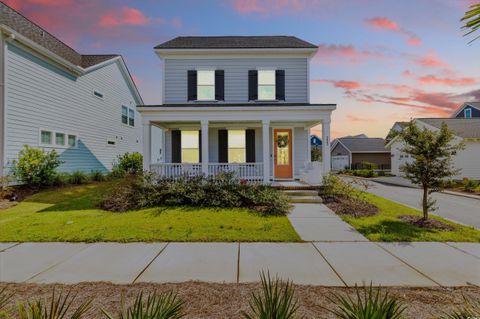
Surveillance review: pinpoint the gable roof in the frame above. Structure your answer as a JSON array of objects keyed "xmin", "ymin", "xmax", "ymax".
[
  {"xmin": 155, "ymin": 36, "xmax": 317, "ymax": 50},
  {"xmin": 417, "ymin": 118, "xmax": 480, "ymax": 139},
  {"xmin": 335, "ymin": 137, "xmax": 388, "ymax": 153},
  {"xmin": 451, "ymin": 102, "xmax": 480, "ymax": 118}
]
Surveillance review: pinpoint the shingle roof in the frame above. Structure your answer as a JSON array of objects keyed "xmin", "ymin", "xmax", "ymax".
[
  {"xmin": 418, "ymin": 118, "xmax": 480, "ymax": 138},
  {"xmin": 155, "ymin": 36, "xmax": 317, "ymax": 49},
  {"xmin": 465, "ymin": 102, "xmax": 480, "ymax": 109},
  {"xmin": 1, "ymin": 2, "xmax": 120, "ymax": 68},
  {"xmin": 337, "ymin": 137, "xmax": 389, "ymax": 153}
]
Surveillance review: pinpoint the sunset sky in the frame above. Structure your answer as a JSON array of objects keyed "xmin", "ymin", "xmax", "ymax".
[{"xmin": 4, "ymin": 0, "xmax": 479, "ymax": 138}]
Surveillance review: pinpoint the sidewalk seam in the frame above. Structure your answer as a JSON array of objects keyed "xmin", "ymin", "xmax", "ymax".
[
  {"xmin": 310, "ymin": 243, "xmax": 348, "ymax": 287},
  {"xmin": 236, "ymin": 242, "xmax": 240, "ymax": 283},
  {"xmin": 132, "ymin": 242, "xmax": 169, "ymax": 284},
  {"xmin": 0, "ymin": 242, "xmax": 21, "ymax": 252},
  {"xmin": 444, "ymin": 242, "xmax": 480, "ymax": 260},
  {"xmin": 374, "ymin": 243, "xmax": 442, "ymax": 287}
]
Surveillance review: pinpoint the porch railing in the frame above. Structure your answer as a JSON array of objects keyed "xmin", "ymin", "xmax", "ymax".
[{"xmin": 149, "ymin": 162, "xmax": 264, "ymax": 182}]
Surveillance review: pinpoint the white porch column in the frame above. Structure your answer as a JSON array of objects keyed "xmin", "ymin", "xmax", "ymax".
[
  {"xmin": 201, "ymin": 120, "xmax": 209, "ymax": 175},
  {"xmin": 322, "ymin": 120, "xmax": 331, "ymax": 174},
  {"xmin": 306, "ymin": 128, "xmax": 311, "ymax": 162},
  {"xmin": 142, "ymin": 121, "xmax": 151, "ymax": 171},
  {"xmin": 262, "ymin": 119, "xmax": 270, "ymax": 183}
]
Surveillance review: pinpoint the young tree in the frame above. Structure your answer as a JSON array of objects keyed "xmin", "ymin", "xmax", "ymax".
[
  {"xmin": 399, "ymin": 121, "xmax": 464, "ymax": 220},
  {"xmin": 462, "ymin": 2, "xmax": 480, "ymax": 43}
]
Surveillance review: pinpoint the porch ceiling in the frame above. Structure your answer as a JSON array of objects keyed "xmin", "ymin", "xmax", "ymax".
[{"xmin": 152, "ymin": 120, "xmax": 321, "ymax": 130}]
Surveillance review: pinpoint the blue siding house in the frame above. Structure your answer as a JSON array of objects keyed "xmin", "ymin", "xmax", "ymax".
[
  {"xmin": 0, "ymin": 3, "xmax": 143, "ymax": 175},
  {"xmin": 310, "ymin": 134, "xmax": 322, "ymax": 148},
  {"xmin": 452, "ymin": 102, "xmax": 480, "ymax": 119}
]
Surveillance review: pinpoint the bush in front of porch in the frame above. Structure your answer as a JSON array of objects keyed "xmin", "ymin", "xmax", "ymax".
[{"xmin": 99, "ymin": 172, "xmax": 292, "ymax": 216}]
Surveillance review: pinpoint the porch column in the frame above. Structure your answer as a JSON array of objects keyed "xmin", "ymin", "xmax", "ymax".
[
  {"xmin": 142, "ymin": 121, "xmax": 151, "ymax": 171},
  {"xmin": 262, "ymin": 119, "xmax": 270, "ymax": 183},
  {"xmin": 322, "ymin": 120, "xmax": 331, "ymax": 174},
  {"xmin": 201, "ymin": 120, "xmax": 209, "ymax": 175},
  {"xmin": 306, "ymin": 128, "xmax": 311, "ymax": 162}
]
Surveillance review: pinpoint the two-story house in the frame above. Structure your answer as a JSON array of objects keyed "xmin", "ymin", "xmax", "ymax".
[
  {"xmin": 0, "ymin": 3, "xmax": 143, "ymax": 176},
  {"xmin": 138, "ymin": 36, "xmax": 335, "ymax": 184}
]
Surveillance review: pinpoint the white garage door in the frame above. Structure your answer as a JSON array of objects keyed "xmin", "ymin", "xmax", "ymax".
[{"xmin": 332, "ymin": 155, "xmax": 349, "ymax": 170}]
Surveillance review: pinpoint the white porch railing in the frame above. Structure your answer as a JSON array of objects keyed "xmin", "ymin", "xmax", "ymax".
[
  {"xmin": 150, "ymin": 163, "xmax": 202, "ymax": 179},
  {"xmin": 149, "ymin": 163, "xmax": 264, "ymax": 181},
  {"xmin": 208, "ymin": 163, "xmax": 264, "ymax": 181}
]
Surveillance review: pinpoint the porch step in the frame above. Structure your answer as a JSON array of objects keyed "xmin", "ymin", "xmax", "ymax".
[
  {"xmin": 284, "ymin": 190, "xmax": 319, "ymax": 197},
  {"xmin": 287, "ymin": 195, "xmax": 323, "ymax": 204}
]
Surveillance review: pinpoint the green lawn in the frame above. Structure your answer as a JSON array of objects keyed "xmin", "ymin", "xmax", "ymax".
[
  {"xmin": 341, "ymin": 193, "xmax": 480, "ymax": 242},
  {"xmin": 0, "ymin": 182, "xmax": 300, "ymax": 242}
]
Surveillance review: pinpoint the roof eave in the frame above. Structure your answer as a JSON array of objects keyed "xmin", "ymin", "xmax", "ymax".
[{"xmin": 154, "ymin": 47, "xmax": 318, "ymax": 59}]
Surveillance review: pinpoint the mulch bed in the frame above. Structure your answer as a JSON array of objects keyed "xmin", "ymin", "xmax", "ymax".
[
  {"xmin": 399, "ymin": 215, "xmax": 455, "ymax": 231},
  {"xmin": 323, "ymin": 195, "xmax": 378, "ymax": 218},
  {"xmin": 0, "ymin": 282, "xmax": 478, "ymax": 319},
  {"xmin": 0, "ymin": 185, "xmax": 38, "ymax": 209}
]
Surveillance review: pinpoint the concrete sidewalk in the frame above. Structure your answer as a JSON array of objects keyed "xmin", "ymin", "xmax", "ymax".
[{"xmin": 1, "ymin": 241, "xmax": 478, "ymax": 287}]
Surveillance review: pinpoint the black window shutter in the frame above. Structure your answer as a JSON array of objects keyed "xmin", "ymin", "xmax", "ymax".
[
  {"xmin": 218, "ymin": 129, "xmax": 228, "ymax": 163},
  {"xmin": 187, "ymin": 70, "xmax": 197, "ymax": 101},
  {"xmin": 276, "ymin": 70, "xmax": 285, "ymax": 100},
  {"xmin": 248, "ymin": 70, "xmax": 258, "ymax": 101},
  {"xmin": 171, "ymin": 130, "xmax": 181, "ymax": 163},
  {"xmin": 215, "ymin": 70, "xmax": 224, "ymax": 101},
  {"xmin": 198, "ymin": 130, "xmax": 202, "ymax": 163},
  {"xmin": 246, "ymin": 129, "xmax": 256, "ymax": 163}
]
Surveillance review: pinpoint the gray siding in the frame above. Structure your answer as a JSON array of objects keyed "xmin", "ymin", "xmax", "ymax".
[
  {"xmin": 4, "ymin": 42, "xmax": 142, "ymax": 172},
  {"xmin": 331, "ymin": 142, "xmax": 349, "ymax": 156},
  {"xmin": 164, "ymin": 58, "xmax": 308, "ymax": 104}
]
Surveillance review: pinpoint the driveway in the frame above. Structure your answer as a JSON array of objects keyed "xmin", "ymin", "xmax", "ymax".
[{"xmin": 343, "ymin": 177, "xmax": 480, "ymax": 228}]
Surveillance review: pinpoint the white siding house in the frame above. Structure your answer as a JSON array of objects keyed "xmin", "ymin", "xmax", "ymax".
[{"xmin": 0, "ymin": 3, "xmax": 143, "ymax": 175}]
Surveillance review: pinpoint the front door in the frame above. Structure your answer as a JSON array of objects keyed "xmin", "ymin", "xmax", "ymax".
[{"xmin": 274, "ymin": 129, "xmax": 293, "ymax": 178}]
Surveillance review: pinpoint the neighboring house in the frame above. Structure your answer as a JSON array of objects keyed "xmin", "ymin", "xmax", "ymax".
[
  {"xmin": 138, "ymin": 36, "xmax": 335, "ymax": 184},
  {"xmin": 387, "ymin": 118, "xmax": 480, "ymax": 179},
  {"xmin": 310, "ymin": 134, "xmax": 322, "ymax": 148},
  {"xmin": 451, "ymin": 102, "xmax": 480, "ymax": 118},
  {"xmin": 330, "ymin": 137, "xmax": 390, "ymax": 170},
  {"xmin": 0, "ymin": 3, "xmax": 143, "ymax": 175}
]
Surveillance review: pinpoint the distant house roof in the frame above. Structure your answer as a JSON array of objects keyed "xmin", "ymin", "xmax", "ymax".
[
  {"xmin": 418, "ymin": 118, "xmax": 480, "ymax": 139},
  {"xmin": 310, "ymin": 135, "xmax": 322, "ymax": 146},
  {"xmin": 393, "ymin": 122, "xmax": 409, "ymax": 130},
  {"xmin": 155, "ymin": 36, "xmax": 318, "ymax": 50},
  {"xmin": 335, "ymin": 137, "xmax": 389, "ymax": 153},
  {"xmin": 1, "ymin": 2, "xmax": 123, "ymax": 68},
  {"xmin": 451, "ymin": 102, "xmax": 480, "ymax": 118}
]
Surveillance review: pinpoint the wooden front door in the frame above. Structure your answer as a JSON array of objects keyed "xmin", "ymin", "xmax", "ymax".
[{"xmin": 274, "ymin": 129, "xmax": 293, "ymax": 178}]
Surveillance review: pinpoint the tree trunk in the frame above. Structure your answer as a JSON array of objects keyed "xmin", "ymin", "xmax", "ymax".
[{"xmin": 422, "ymin": 186, "xmax": 428, "ymax": 220}]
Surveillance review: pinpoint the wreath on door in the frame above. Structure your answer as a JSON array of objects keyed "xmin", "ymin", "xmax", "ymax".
[{"xmin": 277, "ymin": 135, "xmax": 289, "ymax": 148}]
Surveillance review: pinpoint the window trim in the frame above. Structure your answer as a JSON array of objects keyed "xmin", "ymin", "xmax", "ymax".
[
  {"xmin": 465, "ymin": 108, "xmax": 472, "ymax": 119},
  {"xmin": 257, "ymin": 69, "xmax": 276, "ymax": 101},
  {"xmin": 227, "ymin": 130, "xmax": 246, "ymax": 163},
  {"xmin": 121, "ymin": 105, "xmax": 135, "ymax": 127},
  {"xmin": 196, "ymin": 69, "xmax": 216, "ymax": 101},
  {"xmin": 180, "ymin": 130, "xmax": 200, "ymax": 164},
  {"xmin": 39, "ymin": 128, "xmax": 78, "ymax": 149}
]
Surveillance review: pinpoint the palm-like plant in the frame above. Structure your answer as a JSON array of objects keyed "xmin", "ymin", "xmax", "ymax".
[
  {"xmin": 462, "ymin": 3, "xmax": 480, "ymax": 43},
  {"xmin": 323, "ymin": 284, "xmax": 405, "ymax": 319},
  {"xmin": 442, "ymin": 295, "xmax": 480, "ymax": 319},
  {"xmin": 102, "ymin": 291, "xmax": 185, "ymax": 319},
  {"xmin": 17, "ymin": 289, "xmax": 92, "ymax": 319},
  {"xmin": 243, "ymin": 271, "xmax": 302, "ymax": 319}
]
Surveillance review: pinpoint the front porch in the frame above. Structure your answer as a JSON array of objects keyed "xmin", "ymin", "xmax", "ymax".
[{"xmin": 139, "ymin": 105, "xmax": 334, "ymax": 184}]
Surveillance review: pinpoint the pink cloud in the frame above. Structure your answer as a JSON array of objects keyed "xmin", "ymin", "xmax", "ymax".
[
  {"xmin": 418, "ymin": 75, "xmax": 476, "ymax": 86},
  {"xmin": 346, "ymin": 115, "xmax": 377, "ymax": 123},
  {"xmin": 314, "ymin": 44, "xmax": 384, "ymax": 64},
  {"xmin": 231, "ymin": 0, "xmax": 306, "ymax": 14},
  {"xmin": 415, "ymin": 52, "xmax": 448, "ymax": 68},
  {"xmin": 99, "ymin": 7, "xmax": 149, "ymax": 28},
  {"xmin": 365, "ymin": 16, "xmax": 422, "ymax": 46},
  {"xmin": 311, "ymin": 79, "xmax": 361, "ymax": 90},
  {"xmin": 29, "ymin": 0, "xmax": 72, "ymax": 6}
]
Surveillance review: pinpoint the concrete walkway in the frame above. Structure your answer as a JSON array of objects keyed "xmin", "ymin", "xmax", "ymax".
[{"xmin": 1, "ymin": 241, "xmax": 479, "ymax": 287}]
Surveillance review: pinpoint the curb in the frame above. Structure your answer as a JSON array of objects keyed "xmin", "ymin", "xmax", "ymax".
[{"xmin": 441, "ymin": 190, "xmax": 480, "ymax": 201}]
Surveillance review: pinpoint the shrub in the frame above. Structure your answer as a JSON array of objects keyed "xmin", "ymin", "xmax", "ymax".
[
  {"xmin": 440, "ymin": 179, "xmax": 458, "ymax": 189},
  {"xmin": 462, "ymin": 178, "xmax": 479, "ymax": 192},
  {"xmin": 0, "ymin": 287, "xmax": 13, "ymax": 318},
  {"xmin": 352, "ymin": 169, "xmax": 376, "ymax": 178},
  {"xmin": 69, "ymin": 171, "xmax": 90, "ymax": 185},
  {"xmin": 90, "ymin": 170, "xmax": 106, "ymax": 182},
  {"xmin": 99, "ymin": 172, "xmax": 291, "ymax": 216},
  {"xmin": 102, "ymin": 290, "xmax": 185, "ymax": 319},
  {"xmin": 323, "ymin": 284, "xmax": 405, "ymax": 319},
  {"xmin": 112, "ymin": 152, "xmax": 143, "ymax": 176},
  {"xmin": 243, "ymin": 271, "xmax": 300, "ymax": 319},
  {"xmin": 441, "ymin": 295, "xmax": 480, "ymax": 319},
  {"xmin": 360, "ymin": 161, "xmax": 378, "ymax": 170},
  {"xmin": 11, "ymin": 145, "xmax": 62, "ymax": 187},
  {"xmin": 311, "ymin": 147, "xmax": 322, "ymax": 162},
  {"xmin": 51, "ymin": 173, "xmax": 71, "ymax": 187}
]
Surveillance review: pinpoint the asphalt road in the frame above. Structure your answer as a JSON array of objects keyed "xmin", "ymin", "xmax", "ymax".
[{"xmin": 343, "ymin": 177, "xmax": 480, "ymax": 228}]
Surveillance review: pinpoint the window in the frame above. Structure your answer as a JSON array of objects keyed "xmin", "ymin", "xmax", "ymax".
[
  {"xmin": 181, "ymin": 130, "xmax": 199, "ymax": 163},
  {"xmin": 122, "ymin": 106, "xmax": 135, "ymax": 127},
  {"xmin": 55, "ymin": 132, "xmax": 65, "ymax": 146},
  {"xmin": 41, "ymin": 130, "xmax": 52, "ymax": 145},
  {"xmin": 228, "ymin": 130, "xmax": 246, "ymax": 163},
  {"xmin": 258, "ymin": 70, "xmax": 276, "ymax": 101},
  {"xmin": 197, "ymin": 70, "xmax": 215, "ymax": 101},
  {"xmin": 68, "ymin": 135, "xmax": 77, "ymax": 147},
  {"xmin": 129, "ymin": 108, "xmax": 135, "ymax": 126},
  {"xmin": 465, "ymin": 108, "xmax": 472, "ymax": 119},
  {"xmin": 93, "ymin": 90, "xmax": 104, "ymax": 99}
]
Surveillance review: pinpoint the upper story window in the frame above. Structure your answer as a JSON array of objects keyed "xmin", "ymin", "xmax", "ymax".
[
  {"xmin": 465, "ymin": 108, "xmax": 472, "ymax": 118},
  {"xmin": 122, "ymin": 106, "xmax": 135, "ymax": 127},
  {"xmin": 228, "ymin": 130, "xmax": 246, "ymax": 163},
  {"xmin": 197, "ymin": 70, "xmax": 215, "ymax": 101},
  {"xmin": 258, "ymin": 70, "xmax": 276, "ymax": 101}
]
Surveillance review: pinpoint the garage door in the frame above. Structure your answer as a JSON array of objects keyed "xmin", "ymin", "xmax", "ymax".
[{"xmin": 332, "ymin": 155, "xmax": 349, "ymax": 170}]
